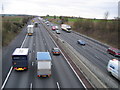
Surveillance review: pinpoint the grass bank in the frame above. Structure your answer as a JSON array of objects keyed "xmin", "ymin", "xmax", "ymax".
[
  {"xmin": 73, "ymin": 19, "xmax": 119, "ymax": 49},
  {"xmin": 44, "ymin": 16, "xmax": 119, "ymax": 49},
  {"xmin": 2, "ymin": 15, "xmax": 33, "ymax": 46}
]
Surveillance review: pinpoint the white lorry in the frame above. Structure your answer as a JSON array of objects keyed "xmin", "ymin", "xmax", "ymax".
[
  {"xmin": 61, "ymin": 24, "xmax": 72, "ymax": 33},
  {"xmin": 27, "ymin": 25, "xmax": 34, "ymax": 36},
  {"xmin": 36, "ymin": 52, "xmax": 52, "ymax": 77}
]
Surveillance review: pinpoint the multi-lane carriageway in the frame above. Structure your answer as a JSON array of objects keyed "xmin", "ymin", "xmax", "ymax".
[
  {"xmin": 1, "ymin": 18, "xmax": 93, "ymax": 89},
  {"xmin": 44, "ymin": 18, "xmax": 120, "ymax": 88},
  {"xmin": 2, "ymin": 17, "xmax": 120, "ymax": 89}
]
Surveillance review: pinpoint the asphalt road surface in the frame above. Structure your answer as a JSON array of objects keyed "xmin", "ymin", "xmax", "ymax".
[
  {"xmin": 2, "ymin": 18, "xmax": 85, "ymax": 89},
  {"xmin": 43, "ymin": 19, "xmax": 120, "ymax": 87}
]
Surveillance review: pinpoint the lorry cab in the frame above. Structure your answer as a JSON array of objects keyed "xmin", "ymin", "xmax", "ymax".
[{"xmin": 107, "ymin": 59, "xmax": 120, "ymax": 80}]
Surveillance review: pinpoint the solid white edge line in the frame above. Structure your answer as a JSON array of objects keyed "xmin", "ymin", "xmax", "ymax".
[
  {"xmin": 95, "ymin": 55, "xmax": 100, "ymax": 59},
  {"xmin": 61, "ymin": 50, "xmax": 87, "ymax": 89},
  {"xmin": 56, "ymin": 82, "xmax": 60, "ymax": 90},
  {"xmin": 48, "ymin": 33, "xmax": 87, "ymax": 89},
  {"xmin": 1, "ymin": 31, "xmax": 28, "ymax": 89},
  {"xmin": 1, "ymin": 66, "xmax": 13, "ymax": 90},
  {"xmin": 32, "ymin": 62, "xmax": 34, "ymax": 66},
  {"xmin": 20, "ymin": 34, "xmax": 28, "ymax": 48},
  {"xmin": 30, "ymin": 83, "xmax": 32, "ymax": 90}
]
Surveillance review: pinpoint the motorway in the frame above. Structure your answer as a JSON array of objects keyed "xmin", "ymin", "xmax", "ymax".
[
  {"xmin": 2, "ymin": 18, "xmax": 86, "ymax": 89},
  {"xmin": 42, "ymin": 19, "xmax": 120, "ymax": 87},
  {"xmin": 2, "ymin": 17, "xmax": 120, "ymax": 89}
]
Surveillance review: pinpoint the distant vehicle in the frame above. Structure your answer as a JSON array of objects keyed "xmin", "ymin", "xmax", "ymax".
[
  {"xmin": 107, "ymin": 59, "xmax": 120, "ymax": 80},
  {"xmin": 52, "ymin": 48, "xmax": 61, "ymax": 55},
  {"xmin": 32, "ymin": 20, "xmax": 34, "ymax": 23},
  {"xmin": 43, "ymin": 20, "xmax": 46, "ymax": 22},
  {"xmin": 52, "ymin": 26, "xmax": 56, "ymax": 30},
  {"xmin": 56, "ymin": 30, "xmax": 61, "ymax": 34},
  {"xmin": 36, "ymin": 52, "xmax": 52, "ymax": 77},
  {"xmin": 45, "ymin": 21, "xmax": 49, "ymax": 24},
  {"xmin": 47, "ymin": 24, "xmax": 49, "ymax": 26},
  {"xmin": 27, "ymin": 25, "xmax": 34, "ymax": 36},
  {"xmin": 12, "ymin": 48, "xmax": 29, "ymax": 71},
  {"xmin": 107, "ymin": 47, "xmax": 120, "ymax": 57},
  {"xmin": 34, "ymin": 22, "xmax": 38, "ymax": 27},
  {"xmin": 51, "ymin": 24, "xmax": 54, "ymax": 27},
  {"xmin": 77, "ymin": 40, "xmax": 86, "ymax": 45},
  {"xmin": 38, "ymin": 17, "xmax": 43, "ymax": 21},
  {"xmin": 61, "ymin": 24, "xmax": 72, "ymax": 33},
  {"xmin": 55, "ymin": 26, "xmax": 59, "ymax": 30},
  {"xmin": 45, "ymin": 21, "xmax": 48, "ymax": 24}
]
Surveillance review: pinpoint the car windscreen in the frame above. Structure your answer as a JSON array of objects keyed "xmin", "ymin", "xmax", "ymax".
[
  {"xmin": 115, "ymin": 50, "xmax": 120, "ymax": 53},
  {"xmin": 54, "ymin": 49, "xmax": 59, "ymax": 52},
  {"xmin": 81, "ymin": 41, "xmax": 85, "ymax": 43},
  {"xmin": 12, "ymin": 55, "xmax": 27, "ymax": 60},
  {"xmin": 67, "ymin": 28, "xmax": 71, "ymax": 30}
]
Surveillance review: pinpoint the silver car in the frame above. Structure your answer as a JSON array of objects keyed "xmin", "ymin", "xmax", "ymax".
[{"xmin": 56, "ymin": 30, "xmax": 61, "ymax": 34}]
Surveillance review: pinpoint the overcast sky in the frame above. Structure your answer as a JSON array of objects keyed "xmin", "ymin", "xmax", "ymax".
[{"xmin": 0, "ymin": 0, "xmax": 119, "ymax": 19}]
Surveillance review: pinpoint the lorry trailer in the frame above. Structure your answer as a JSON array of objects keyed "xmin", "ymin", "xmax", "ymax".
[
  {"xmin": 27, "ymin": 25, "xmax": 34, "ymax": 36},
  {"xmin": 36, "ymin": 52, "xmax": 52, "ymax": 77}
]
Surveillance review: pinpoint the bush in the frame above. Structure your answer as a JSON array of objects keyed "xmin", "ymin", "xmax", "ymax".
[
  {"xmin": 2, "ymin": 16, "xmax": 32, "ymax": 46},
  {"xmin": 73, "ymin": 19, "xmax": 119, "ymax": 48}
]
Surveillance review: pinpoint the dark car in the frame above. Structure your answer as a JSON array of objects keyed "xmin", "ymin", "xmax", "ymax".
[
  {"xmin": 52, "ymin": 48, "xmax": 60, "ymax": 55},
  {"xmin": 107, "ymin": 47, "xmax": 120, "ymax": 57},
  {"xmin": 34, "ymin": 22, "xmax": 38, "ymax": 27},
  {"xmin": 77, "ymin": 40, "xmax": 86, "ymax": 45}
]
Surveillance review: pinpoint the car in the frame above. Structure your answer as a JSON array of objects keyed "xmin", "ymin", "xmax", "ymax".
[
  {"xmin": 77, "ymin": 40, "xmax": 86, "ymax": 45},
  {"xmin": 50, "ymin": 24, "xmax": 54, "ymax": 26},
  {"xmin": 107, "ymin": 59, "xmax": 120, "ymax": 80},
  {"xmin": 56, "ymin": 30, "xmax": 61, "ymax": 34},
  {"xmin": 45, "ymin": 21, "xmax": 48, "ymax": 24},
  {"xmin": 34, "ymin": 22, "xmax": 38, "ymax": 27},
  {"xmin": 47, "ymin": 24, "xmax": 49, "ymax": 26},
  {"xmin": 52, "ymin": 26, "xmax": 56, "ymax": 30},
  {"xmin": 52, "ymin": 48, "xmax": 60, "ymax": 55},
  {"xmin": 55, "ymin": 26, "xmax": 59, "ymax": 30},
  {"xmin": 107, "ymin": 47, "xmax": 120, "ymax": 57}
]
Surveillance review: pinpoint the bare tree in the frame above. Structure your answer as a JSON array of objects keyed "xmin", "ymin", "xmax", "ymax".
[{"xmin": 104, "ymin": 11, "xmax": 109, "ymax": 20}]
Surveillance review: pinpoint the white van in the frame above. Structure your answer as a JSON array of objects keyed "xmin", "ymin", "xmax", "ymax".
[{"xmin": 107, "ymin": 59, "xmax": 120, "ymax": 80}]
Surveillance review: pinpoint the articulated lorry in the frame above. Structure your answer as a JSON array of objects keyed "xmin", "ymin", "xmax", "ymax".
[
  {"xmin": 61, "ymin": 24, "xmax": 72, "ymax": 33},
  {"xmin": 27, "ymin": 25, "xmax": 34, "ymax": 36},
  {"xmin": 36, "ymin": 52, "xmax": 52, "ymax": 77},
  {"xmin": 12, "ymin": 48, "xmax": 29, "ymax": 71}
]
